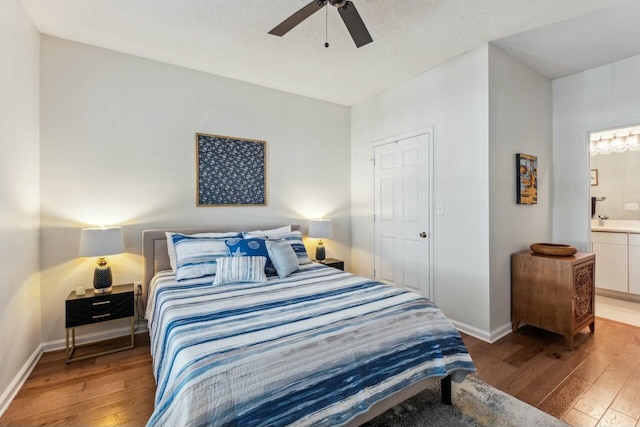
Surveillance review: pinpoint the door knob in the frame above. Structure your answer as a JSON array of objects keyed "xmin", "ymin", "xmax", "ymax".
[{"xmin": 419, "ymin": 232, "xmax": 427, "ymax": 238}]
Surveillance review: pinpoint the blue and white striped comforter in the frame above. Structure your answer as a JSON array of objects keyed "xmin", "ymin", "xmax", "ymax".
[{"xmin": 145, "ymin": 263, "xmax": 475, "ymax": 427}]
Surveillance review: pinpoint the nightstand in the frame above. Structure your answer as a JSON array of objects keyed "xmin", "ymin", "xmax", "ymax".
[
  {"xmin": 65, "ymin": 283, "xmax": 135, "ymax": 363},
  {"xmin": 320, "ymin": 258, "xmax": 344, "ymax": 271}
]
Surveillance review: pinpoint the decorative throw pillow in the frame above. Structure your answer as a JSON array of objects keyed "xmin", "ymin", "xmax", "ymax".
[
  {"xmin": 166, "ymin": 231, "xmax": 241, "ymax": 272},
  {"xmin": 243, "ymin": 231, "xmax": 311, "ymax": 265},
  {"xmin": 213, "ymin": 256, "xmax": 268, "ymax": 285},
  {"xmin": 265, "ymin": 239, "xmax": 299, "ymax": 278},
  {"xmin": 172, "ymin": 234, "xmax": 236, "ymax": 281},
  {"xmin": 225, "ymin": 238, "xmax": 276, "ymax": 275}
]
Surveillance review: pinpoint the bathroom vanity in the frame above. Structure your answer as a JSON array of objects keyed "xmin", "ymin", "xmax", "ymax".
[{"xmin": 590, "ymin": 220, "xmax": 640, "ymax": 301}]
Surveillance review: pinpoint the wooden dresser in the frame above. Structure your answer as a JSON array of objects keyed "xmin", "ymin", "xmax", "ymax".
[{"xmin": 511, "ymin": 250, "xmax": 595, "ymax": 349}]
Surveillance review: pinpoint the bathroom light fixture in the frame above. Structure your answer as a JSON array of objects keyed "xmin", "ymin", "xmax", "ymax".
[{"xmin": 591, "ymin": 127, "xmax": 640, "ymax": 156}]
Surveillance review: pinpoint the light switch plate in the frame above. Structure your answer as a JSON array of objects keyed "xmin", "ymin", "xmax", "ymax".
[
  {"xmin": 436, "ymin": 203, "xmax": 444, "ymax": 215},
  {"xmin": 624, "ymin": 203, "xmax": 639, "ymax": 211}
]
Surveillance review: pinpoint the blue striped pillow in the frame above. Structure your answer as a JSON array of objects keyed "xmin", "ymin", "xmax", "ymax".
[
  {"xmin": 165, "ymin": 231, "xmax": 241, "ymax": 272},
  {"xmin": 213, "ymin": 256, "xmax": 268, "ymax": 285},
  {"xmin": 173, "ymin": 234, "xmax": 237, "ymax": 281}
]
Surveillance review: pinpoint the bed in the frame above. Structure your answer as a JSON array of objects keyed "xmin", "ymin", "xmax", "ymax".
[{"xmin": 142, "ymin": 225, "xmax": 475, "ymax": 427}]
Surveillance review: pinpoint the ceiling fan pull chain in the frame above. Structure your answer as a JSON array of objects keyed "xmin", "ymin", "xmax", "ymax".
[{"xmin": 324, "ymin": 5, "xmax": 330, "ymax": 48}]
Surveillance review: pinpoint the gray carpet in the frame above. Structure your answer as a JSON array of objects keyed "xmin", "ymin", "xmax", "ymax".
[{"xmin": 363, "ymin": 376, "xmax": 569, "ymax": 427}]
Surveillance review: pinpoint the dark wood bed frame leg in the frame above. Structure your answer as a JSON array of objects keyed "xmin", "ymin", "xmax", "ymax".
[{"xmin": 441, "ymin": 375, "xmax": 452, "ymax": 405}]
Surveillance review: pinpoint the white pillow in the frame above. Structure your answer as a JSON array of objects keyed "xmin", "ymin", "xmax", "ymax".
[
  {"xmin": 213, "ymin": 256, "xmax": 268, "ymax": 285},
  {"xmin": 266, "ymin": 239, "xmax": 299, "ymax": 278},
  {"xmin": 166, "ymin": 231, "xmax": 241, "ymax": 272},
  {"xmin": 245, "ymin": 225, "xmax": 292, "ymax": 235},
  {"xmin": 244, "ymin": 230, "xmax": 311, "ymax": 265}
]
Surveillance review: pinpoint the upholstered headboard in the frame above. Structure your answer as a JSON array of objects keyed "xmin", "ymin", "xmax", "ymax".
[{"xmin": 142, "ymin": 224, "xmax": 301, "ymax": 293}]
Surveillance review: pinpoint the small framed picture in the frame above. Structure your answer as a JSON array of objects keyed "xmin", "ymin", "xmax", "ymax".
[
  {"xmin": 590, "ymin": 169, "xmax": 598, "ymax": 186},
  {"xmin": 516, "ymin": 153, "xmax": 537, "ymax": 205}
]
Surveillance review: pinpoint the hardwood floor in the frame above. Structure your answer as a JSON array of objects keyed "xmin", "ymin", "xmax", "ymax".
[
  {"xmin": 2, "ymin": 318, "xmax": 640, "ymax": 426},
  {"xmin": 0, "ymin": 334, "xmax": 155, "ymax": 426},
  {"xmin": 462, "ymin": 317, "xmax": 640, "ymax": 427}
]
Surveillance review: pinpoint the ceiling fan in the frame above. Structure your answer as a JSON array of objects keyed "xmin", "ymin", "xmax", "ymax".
[{"xmin": 269, "ymin": 0, "xmax": 373, "ymax": 48}]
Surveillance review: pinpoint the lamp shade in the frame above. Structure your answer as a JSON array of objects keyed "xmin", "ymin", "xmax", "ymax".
[
  {"xmin": 308, "ymin": 219, "xmax": 333, "ymax": 239},
  {"xmin": 79, "ymin": 227, "xmax": 125, "ymax": 257}
]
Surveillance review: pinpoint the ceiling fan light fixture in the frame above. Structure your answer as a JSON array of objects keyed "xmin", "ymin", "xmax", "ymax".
[{"xmin": 269, "ymin": 0, "xmax": 372, "ymax": 48}]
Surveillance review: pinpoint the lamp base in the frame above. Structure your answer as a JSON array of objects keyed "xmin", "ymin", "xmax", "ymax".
[
  {"xmin": 315, "ymin": 242, "xmax": 326, "ymax": 262},
  {"xmin": 94, "ymin": 264, "xmax": 113, "ymax": 294}
]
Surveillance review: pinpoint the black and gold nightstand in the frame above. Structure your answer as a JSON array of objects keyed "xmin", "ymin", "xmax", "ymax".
[
  {"xmin": 65, "ymin": 283, "xmax": 135, "ymax": 363},
  {"xmin": 320, "ymin": 258, "xmax": 345, "ymax": 271}
]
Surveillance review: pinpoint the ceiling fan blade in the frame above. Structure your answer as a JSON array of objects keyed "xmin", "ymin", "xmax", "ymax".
[
  {"xmin": 337, "ymin": 1, "xmax": 372, "ymax": 48},
  {"xmin": 269, "ymin": 1, "xmax": 326, "ymax": 37}
]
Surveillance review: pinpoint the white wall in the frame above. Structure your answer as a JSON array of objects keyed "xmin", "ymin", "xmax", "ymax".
[
  {"xmin": 351, "ymin": 45, "xmax": 492, "ymax": 338},
  {"xmin": 39, "ymin": 37, "xmax": 351, "ymax": 344},
  {"xmin": 0, "ymin": 0, "xmax": 41, "ymax": 412},
  {"xmin": 553, "ymin": 53, "xmax": 640, "ymax": 250},
  {"xmin": 488, "ymin": 45, "xmax": 552, "ymax": 333}
]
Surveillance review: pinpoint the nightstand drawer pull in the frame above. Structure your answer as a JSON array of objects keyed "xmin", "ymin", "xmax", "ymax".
[
  {"xmin": 92, "ymin": 301, "xmax": 110, "ymax": 306},
  {"xmin": 92, "ymin": 313, "xmax": 111, "ymax": 319}
]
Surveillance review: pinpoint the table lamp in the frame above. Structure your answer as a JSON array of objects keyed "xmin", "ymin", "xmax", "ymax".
[
  {"xmin": 79, "ymin": 227, "xmax": 125, "ymax": 293},
  {"xmin": 308, "ymin": 219, "xmax": 333, "ymax": 262}
]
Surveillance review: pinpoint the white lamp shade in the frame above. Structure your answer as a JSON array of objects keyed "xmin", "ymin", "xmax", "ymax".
[
  {"xmin": 79, "ymin": 227, "xmax": 125, "ymax": 257},
  {"xmin": 308, "ymin": 219, "xmax": 333, "ymax": 239}
]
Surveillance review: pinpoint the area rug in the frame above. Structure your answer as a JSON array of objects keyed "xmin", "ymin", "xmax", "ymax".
[{"xmin": 363, "ymin": 376, "xmax": 569, "ymax": 427}]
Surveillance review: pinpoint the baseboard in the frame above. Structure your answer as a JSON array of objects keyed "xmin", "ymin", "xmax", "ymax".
[
  {"xmin": 41, "ymin": 320, "xmax": 148, "ymax": 353},
  {"xmin": 451, "ymin": 320, "xmax": 492, "ymax": 342},
  {"xmin": 488, "ymin": 322, "xmax": 513, "ymax": 343},
  {"xmin": 451, "ymin": 320, "xmax": 513, "ymax": 344},
  {"xmin": 0, "ymin": 344, "xmax": 43, "ymax": 417}
]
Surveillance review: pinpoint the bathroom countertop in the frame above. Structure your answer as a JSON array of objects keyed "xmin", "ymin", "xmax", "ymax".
[{"xmin": 591, "ymin": 220, "xmax": 640, "ymax": 233}]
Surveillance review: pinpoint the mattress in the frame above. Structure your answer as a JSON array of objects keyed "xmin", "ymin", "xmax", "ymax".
[{"xmin": 145, "ymin": 263, "xmax": 475, "ymax": 427}]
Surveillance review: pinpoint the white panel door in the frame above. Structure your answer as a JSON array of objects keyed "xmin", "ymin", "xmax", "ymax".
[{"xmin": 374, "ymin": 132, "xmax": 431, "ymax": 298}]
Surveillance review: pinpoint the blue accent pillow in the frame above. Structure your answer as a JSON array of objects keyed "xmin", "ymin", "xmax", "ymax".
[{"xmin": 225, "ymin": 238, "xmax": 276, "ymax": 276}]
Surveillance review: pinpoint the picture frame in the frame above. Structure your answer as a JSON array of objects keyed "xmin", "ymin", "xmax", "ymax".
[
  {"xmin": 516, "ymin": 153, "xmax": 538, "ymax": 205},
  {"xmin": 196, "ymin": 133, "xmax": 267, "ymax": 206},
  {"xmin": 590, "ymin": 169, "xmax": 598, "ymax": 186}
]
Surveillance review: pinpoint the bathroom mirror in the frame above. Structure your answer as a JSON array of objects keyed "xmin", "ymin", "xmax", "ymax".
[{"xmin": 590, "ymin": 126, "xmax": 640, "ymax": 220}]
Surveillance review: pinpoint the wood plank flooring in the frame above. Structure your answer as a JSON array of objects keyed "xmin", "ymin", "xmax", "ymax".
[
  {"xmin": 2, "ymin": 317, "xmax": 640, "ymax": 426},
  {"xmin": 462, "ymin": 317, "xmax": 640, "ymax": 427}
]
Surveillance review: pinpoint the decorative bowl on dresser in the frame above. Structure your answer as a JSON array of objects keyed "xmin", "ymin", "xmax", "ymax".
[
  {"xmin": 511, "ymin": 251, "xmax": 595, "ymax": 349},
  {"xmin": 65, "ymin": 283, "xmax": 135, "ymax": 363}
]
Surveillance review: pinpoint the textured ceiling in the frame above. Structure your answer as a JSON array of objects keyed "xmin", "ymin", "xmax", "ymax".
[
  {"xmin": 493, "ymin": 0, "xmax": 640, "ymax": 79},
  {"xmin": 20, "ymin": 0, "xmax": 637, "ymax": 106}
]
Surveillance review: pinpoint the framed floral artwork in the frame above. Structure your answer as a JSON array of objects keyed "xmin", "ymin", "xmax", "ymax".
[
  {"xmin": 516, "ymin": 153, "xmax": 537, "ymax": 205},
  {"xmin": 196, "ymin": 133, "xmax": 266, "ymax": 206}
]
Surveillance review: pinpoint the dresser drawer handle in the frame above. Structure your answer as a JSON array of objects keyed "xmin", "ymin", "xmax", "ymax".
[
  {"xmin": 92, "ymin": 313, "xmax": 111, "ymax": 319},
  {"xmin": 92, "ymin": 301, "xmax": 110, "ymax": 306}
]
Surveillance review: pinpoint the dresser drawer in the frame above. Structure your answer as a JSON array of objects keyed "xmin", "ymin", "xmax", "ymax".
[{"xmin": 66, "ymin": 291, "xmax": 134, "ymax": 328}]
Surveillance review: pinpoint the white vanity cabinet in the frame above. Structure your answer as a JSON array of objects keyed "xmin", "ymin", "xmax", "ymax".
[
  {"xmin": 629, "ymin": 234, "xmax": 640, "ymax": 295},
  {"xmin": 591, "ymin": 231, "xmax": 628, "ymax": 293}
]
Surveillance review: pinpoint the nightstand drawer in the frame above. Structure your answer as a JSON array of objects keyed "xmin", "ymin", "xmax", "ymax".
[
  {"xmin": 66, "ymin": 291, "xmax": 133, "ymax": 328},
  {"xmin": 322, "ymin": 258, "xmax": 344, "ymax": 271}
]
